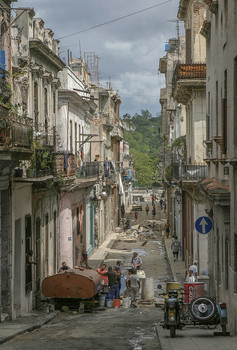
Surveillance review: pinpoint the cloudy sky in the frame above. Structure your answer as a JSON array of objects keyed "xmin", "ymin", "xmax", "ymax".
[{"xmin": 13, "ymin": 0, "xmax": 183, "ymax": 117}]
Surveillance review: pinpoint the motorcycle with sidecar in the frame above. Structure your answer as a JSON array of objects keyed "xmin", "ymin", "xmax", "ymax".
[{"xmin": 157, "ymin": 283, "xmax": 229, "ymax": 338}]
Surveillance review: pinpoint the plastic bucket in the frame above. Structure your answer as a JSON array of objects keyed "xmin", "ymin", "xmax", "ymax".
[
  {"xmin": 122, "ymin": 297, "xmax": 131, "ymax": 308},
  {"xmin": 113, "ymin": 299, "xmax": 120, "ymax": 308},
  {"xmin": 106, "ymin": 293, "xmax": 113, "ymax": 300},
  {"xmin": 106, "ymin": 299, "xmax": 113, "ymax": 308},
  {"xmin": 99, "ymin": 295, "xmax": 106, "ymax": 307}
]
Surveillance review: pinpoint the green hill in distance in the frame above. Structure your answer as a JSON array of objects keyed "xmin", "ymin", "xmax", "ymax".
[{"xmin": 122, "ymin": 110, "xmax": 162, "ymax": 187}]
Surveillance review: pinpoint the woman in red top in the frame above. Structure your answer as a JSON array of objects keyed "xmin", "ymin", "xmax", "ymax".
[{"xmin": 97, "ymin": 263, "xmax": 108, "ymax": 284}]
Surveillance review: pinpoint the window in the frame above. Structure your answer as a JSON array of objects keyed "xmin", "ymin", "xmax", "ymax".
[
  {"xmin": 75, "ymin": 123, "xmax": 77, "ymax": 155},
  {"xmin": 234, "ymin": 57, "xmax": 237, "ymax": 154},
  {"xmin": 222, "ymin": 70, "xmax": 227, "ymax": 154},
  {"xmin": 70, "ymin": 120, "xmax": 73, "ymax": 153},
  {"xmin": 44, "ymin": 88, "xmax": 48, "ymax": 119},
  {"xmin": 53, "ymin": 92, "xmax": 56, "ymax": 114},
  {"xmin": 225, "ymin": 239, "xmax": 228, "ymax": 289},
  {"xmin": 34, "ymin": 82, "xmax": 38, "ymax": 129},
  {"xmin": 216, "ymin": 81, "xmax": 218, "ymax": 136},
  {"xmin": 185, "ymin": 29, "xmax": 192, "ymax": 64}
]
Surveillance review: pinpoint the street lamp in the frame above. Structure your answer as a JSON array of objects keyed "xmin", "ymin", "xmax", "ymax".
[{"xmin": 100, "ymin": 186, "xmax": 108, "ymax": 200}]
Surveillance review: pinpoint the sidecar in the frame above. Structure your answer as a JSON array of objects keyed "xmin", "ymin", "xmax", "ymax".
[{"xmin": 188, "ymin": 296, "xmax": 230, "ymax": 335}]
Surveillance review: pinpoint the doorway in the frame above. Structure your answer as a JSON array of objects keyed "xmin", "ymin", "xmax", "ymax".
[
  {"xmin": 14, "ymin": 219, "xmax": 21, "ymax": 313},
  {"xmin": 35, "ymin": 218, "xmax": 41, "ymax": 307}
]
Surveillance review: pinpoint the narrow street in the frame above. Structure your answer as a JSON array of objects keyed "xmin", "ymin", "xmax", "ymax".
[
  {"xmin": 0, "ymin": 199, "xmax": 170, "ymax": 350},
  {"xmin": 1, "ymin": 197, "xmax": 237, "ymax": 349}
]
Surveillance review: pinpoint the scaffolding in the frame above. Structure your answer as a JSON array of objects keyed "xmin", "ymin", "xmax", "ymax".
[{"xmin": 84, "ymin": 52, "xmax": 99, "ymax": 86}]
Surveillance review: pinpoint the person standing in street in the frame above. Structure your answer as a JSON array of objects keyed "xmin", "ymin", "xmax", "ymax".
[
  {"xmin": 188, "ymin": 260, "xmax": 198, "ymax": 280},
  {"xmin": 152, "ymin": 204, "xmax": 156, "ymax": 219},
  {"xmin": 171, "ymin": 236, "xmax": 181, "ymax": 262},
  {"xmin": 145, "ymin": 204, "xmax": 149, "ymax": 216},
  {"xmin": 134, "ymin": 210, "xmax": 138, "ymax": 220},
  {"xmin": 131, "ymin": 252, "xmax": 142, "ymax": 270},
  {"xmin": 165, "ymin": 220, "xmax": 170, "ymax": 238},
  {"xmin": 102, "ymin": 266, "xmax": 119, "ymax": 299},
  {"xmin": 159, "ymin": 198, "xmax": 163, "ymax": 209},
  {"xmin": 130, "ymin": 269, "xmax": 140, "ymax": 305}
]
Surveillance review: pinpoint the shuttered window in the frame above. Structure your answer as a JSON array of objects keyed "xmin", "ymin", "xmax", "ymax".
[{"xmin": 186, "ymin": 29, "xmax": 192, "ymax": 64}]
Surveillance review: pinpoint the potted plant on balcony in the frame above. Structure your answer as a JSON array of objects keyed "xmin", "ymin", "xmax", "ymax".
[{"xmin": 26, "ymin": 155, "xmax": 36, "ymax": 178}]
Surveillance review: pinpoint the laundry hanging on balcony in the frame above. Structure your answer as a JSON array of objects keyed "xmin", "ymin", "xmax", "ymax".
[{"xmin": 80, "ymin": 146, "xmax": 83, "ymax": 161}]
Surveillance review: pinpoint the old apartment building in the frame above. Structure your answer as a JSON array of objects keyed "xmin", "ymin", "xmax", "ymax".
[
  {"xmin": 160, "ymin": 0, "xmax": 237, "ymax": 334},
  {"xmin": 0, "ymin": 6, "xmax": 129, "ymax": 320}
]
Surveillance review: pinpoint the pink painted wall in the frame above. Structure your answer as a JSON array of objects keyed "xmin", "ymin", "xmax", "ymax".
[{"xmin": 59, "ymin": 194, "xmax": 73, "ymax": 269}]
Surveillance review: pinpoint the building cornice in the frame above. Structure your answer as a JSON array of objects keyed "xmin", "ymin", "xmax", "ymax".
[{"xmin": 29, "ymin": 39, "xmax": 65, "ymax": 71}]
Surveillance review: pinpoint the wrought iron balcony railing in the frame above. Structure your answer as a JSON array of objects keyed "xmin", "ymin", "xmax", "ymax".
[
  {"xmin": 172, "ymin": 164, "xmax": 207, "ymax": 182},
  {"xmin": 172, "ymin": 63, "xmax": 206, "ymax": 92},
  {"xmin": 77, "ymin": 162, "xmax": 100, "ymax": 179},
  {"xmin": 0, "ymin": 114, "xmax": 33, "ymax": 151}
]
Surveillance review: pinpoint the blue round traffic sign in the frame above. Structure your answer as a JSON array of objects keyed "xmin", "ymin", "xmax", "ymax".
[{"xmin": 195, "ymin": 216, "xmax": 213, "ymax": 234}]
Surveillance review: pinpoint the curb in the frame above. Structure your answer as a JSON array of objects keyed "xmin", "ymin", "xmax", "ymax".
[
  {"xmin": 163, "ymin": 238, "xmax": 178, "ymax": 282},
  {"xmin": 0, "ymin": 311, "xmax": 60, "ymax": 345}
]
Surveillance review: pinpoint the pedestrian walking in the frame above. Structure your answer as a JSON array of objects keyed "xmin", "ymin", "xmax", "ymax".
[
  {"xmin": 134, "ymin": 210, "xmax": 138, "ymax": 220},
  {"xmin": 152, "ymin": 204, "xmax": 156, "ymax": 219},
  {"xmin": 171, "ymin": 236, "xmax": 181, "ymax": 262},
  {"xmin": 159, "ymin": 198, "xmax": 163, "ymax": 209},
  {"xmin": 163, "ymin": 199, "xmax": 167, "ymax": 213},
  {"xmin": 152, "ymin": 195, "xmax": 154, "ymax": 206},
  {"xmin": 145, "ymin": 204, "xmax": 149, "ymax": 216},
  {"xmin": 165, "ymin": 220, "xmax": 170, "ymax": 238}
]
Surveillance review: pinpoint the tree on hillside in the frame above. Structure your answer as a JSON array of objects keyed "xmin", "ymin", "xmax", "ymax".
[{"xmin": 131, "ymin": 149, "xmax": 155, "ymax": 186}]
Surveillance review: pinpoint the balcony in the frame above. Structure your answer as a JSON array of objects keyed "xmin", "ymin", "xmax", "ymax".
[
  {"xmin": 110, "ymin": 124, "xmax": 123, "ymax": 140},
  {"xmin": 173, "ymin": 164, "xmax": 207, "ymax": 182},
  {"xmin": 77, "ymin": 162, "xmax": 100, "ymax": 179},
  {"xmin": 0, "ymin": 110, "xmax": 33, "ymax": 160},
  {"xmin": 172, "ymin": 63, "xmax": 206, "ymax": 104},
  {"xmin": 53, "ymin": 153, "xmax": 77, "ymax": 177}
]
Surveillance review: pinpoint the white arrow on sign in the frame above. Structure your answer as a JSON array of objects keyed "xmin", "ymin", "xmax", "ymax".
[{"xmin": 200, "ymin": 218, "xmax": 208, "ymax": 234}]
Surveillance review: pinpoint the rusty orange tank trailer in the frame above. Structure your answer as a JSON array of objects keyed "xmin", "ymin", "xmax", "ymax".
[{"xmin": 42, "ymin": 267, "xmax": 103, "ymax": 300}]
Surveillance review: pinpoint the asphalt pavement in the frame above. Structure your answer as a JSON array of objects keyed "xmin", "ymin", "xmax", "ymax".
[
  {"xmin": 159, "ymin": 238, "xmax": 237, "ymax": 350},
  {"xmin": 0, "ymin": 202, "xmax": 237, "ymax": 349}
]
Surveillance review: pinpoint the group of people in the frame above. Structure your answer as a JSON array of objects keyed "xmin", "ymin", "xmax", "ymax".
[
  {"xmin": 96, "ymin": 252, "xmax": 143, "ymax": 304},
  {"xmin": 145, "ymin": 204, "xmax": 156, "ymax": 219}
]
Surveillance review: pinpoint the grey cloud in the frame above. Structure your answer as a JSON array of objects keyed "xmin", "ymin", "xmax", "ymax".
[{"xmin": 14, "ymin": 0, "xmax": 181, "ymax": 115}]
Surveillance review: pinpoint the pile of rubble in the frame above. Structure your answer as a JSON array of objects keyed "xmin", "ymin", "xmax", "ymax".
[{"xmin": 119, "ymin": 220, "xmax": 167, "ymax": 241}]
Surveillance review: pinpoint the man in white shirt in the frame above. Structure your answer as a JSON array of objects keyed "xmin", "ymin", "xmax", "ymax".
[{"xmin": 189, "ymin": 260, "xmax": 198, "ymax": 279}]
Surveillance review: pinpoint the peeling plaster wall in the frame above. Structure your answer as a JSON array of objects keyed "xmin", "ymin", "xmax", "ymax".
[
  {"xmin": 12, "ymin": 182, "xmax": 32, "ymax": 315},
  {"xmin": 206, "ymin": 0, "xmax": 237, "ymax": 334}
]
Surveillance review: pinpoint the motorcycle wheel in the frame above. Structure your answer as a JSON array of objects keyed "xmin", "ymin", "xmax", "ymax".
[
  {"xmin": 190, "ymin": 297, "xmax": 216, "ymax": 322},
  {"xmin": 170, "ymin": 325, "xmax": 176, "ymax": 338}
]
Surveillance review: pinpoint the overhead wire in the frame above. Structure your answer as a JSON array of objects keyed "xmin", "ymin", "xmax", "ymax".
[{"xmin": 58, "ymin": 0, "xmax": 174, "ymax": 40}]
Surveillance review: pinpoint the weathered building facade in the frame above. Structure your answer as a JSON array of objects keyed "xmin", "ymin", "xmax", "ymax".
[
  {"xmin": 201, "ymin": 0, "xmax": 237, "ymax": 334},
  {"xmin": 159, "ymin": 37, "xmax": 186, "ymax": 245},
  {"xmin": 0, "ymin": 3, "xmax": 33, "ymax": 320},
  {"xmin": 0, "ymin": 2, "xmax": 130, "ymax": 321},
  {"xmin": 173, "ymin": 0, "xmax": 208, "ymax": 274}
]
